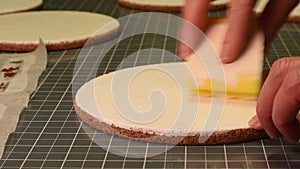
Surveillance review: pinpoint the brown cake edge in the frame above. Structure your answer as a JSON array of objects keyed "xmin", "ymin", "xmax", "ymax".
[
  {"xmin": 0, "ymin": 25, "xmax": 120, "ymax": 52},
  {"xmin": 74, "ymin": 101, "xmax": 268, "ymax": 145}
]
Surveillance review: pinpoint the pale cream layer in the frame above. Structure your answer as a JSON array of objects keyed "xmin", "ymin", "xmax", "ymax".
[
  {"xmin": 0, "ymin": 11, "xmax": 120, "ymax": 44},
  {"xmin": 0, "ymin": 0, "xmax": 42, "ymax": 15}
]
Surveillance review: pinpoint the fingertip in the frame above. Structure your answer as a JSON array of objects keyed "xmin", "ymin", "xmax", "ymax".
[
  {"xmin": 286, "ymin": 138, "xmax": 300, "ymax": 144},
  {"xmin": 285, "ymin": 130, "xmax": 300, "ymax": 143},
  {"xmin": 297, "ymin": 114, "xmax": 300, "ymax": 122},
  {"xmin": 221, "ymin": 0, "xmax": 257, "ymax": 63},
  {"xmin": 258, "ymin": 126, "xmax": 281, "ymax": 139},
  {"xmin": 220, "ymin": 44, "xmax": 238, "ymax": 63},
  {"xmin": 248, "ymin": 115, "xmax": 264, "ymax": 130},
  {"xmin": 177, "ymin": 44, "xmax": 193, "ymax": 60},
  {"xmin": 178, "ymin": 53, "xmax": 190, "ymax": 60},
  {"xmin": 220, "ymin": 45, "xmax": 230, "ymax": 63}
]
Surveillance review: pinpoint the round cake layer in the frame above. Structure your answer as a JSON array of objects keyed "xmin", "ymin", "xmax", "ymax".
[
  {"xmin": 0, "ymin": 11, "xmax": 120, "ymax": 51},
  {"xmin": 0, "ymin": 0, "xmax": 42, "ymax": 15},
  {"xmin": 75, "ymin": 62, "xmax": 267, "ymax": 145},
  {"xmin": 118, "ymin": 0, "xmax": 229, "ymax": 12}
]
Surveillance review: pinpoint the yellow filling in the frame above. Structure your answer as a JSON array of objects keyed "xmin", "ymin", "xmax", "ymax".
[{"xmin": 190, "ymin": 73, "xmax": 262, "ymax": 100}]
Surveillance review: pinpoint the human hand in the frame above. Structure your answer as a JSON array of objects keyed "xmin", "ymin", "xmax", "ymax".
[
  {"xmin": 249, "ymin": 57, "xmax": 300, "ymax": 142},
  {"xmin": 178, "ymin": 0, "xmax": 299, "ymax": 63}
]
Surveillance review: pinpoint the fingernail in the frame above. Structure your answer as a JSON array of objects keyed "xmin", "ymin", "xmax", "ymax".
[
  {"xmin": 180, "ymin": 52, "xmax": 191, "ymax": 60},
  {"xmin": 248, "ymin": 116, "xmax": 263, "ymax": 130},
  {"xmin": 268, "ymin": 132, "xmax": 281, "ymax": 139},
  {"xmin": 220, "ymin": 44, "xmax": 231, "ymax": 63},
  {"xmin": 269, "ymin": 135, "xmax": 279, "ymax": 139},
  {"xmin": 296, "ymin": 114, "xmax": 300, "ymax": 122},
  {"xmin": 248, "ymin": 117, "xmax": 256, "ymax": 128},
  {"xmin": 178, "ymin": 47, "xmax": 192, "ymax": 60}
]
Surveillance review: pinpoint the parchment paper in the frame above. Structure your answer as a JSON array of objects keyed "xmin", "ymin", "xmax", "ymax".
[
  {"xmin": 0, "ymin": 39, "xmax": 47, "ymax": 159},
  {"xmin": 0, "ymin": 92, "xmax": 29, "ymax": 158},
  {"xmin": 0, "ymin": 39, "xmax": 47, "ymax": 93}
]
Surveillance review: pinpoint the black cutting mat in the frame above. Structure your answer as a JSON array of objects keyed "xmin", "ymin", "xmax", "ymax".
[{"xmin": 1, "ymin": 0, "xmax": 300, "ymax": 168}]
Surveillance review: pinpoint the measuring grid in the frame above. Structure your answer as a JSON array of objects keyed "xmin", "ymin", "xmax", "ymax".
[{"xmin": 0, "ymin": 0, "xmax": 300, "ymax": 168}]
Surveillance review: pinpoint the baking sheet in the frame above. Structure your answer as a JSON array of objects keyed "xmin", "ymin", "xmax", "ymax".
[{"xmin": 0, "ymin": 0, "xmax": 299, "ymax": 168}]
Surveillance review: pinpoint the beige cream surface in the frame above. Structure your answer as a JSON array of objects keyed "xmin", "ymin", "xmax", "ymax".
[{"xmin": 0, "ymin": 0, "xmax": 42, "ymax": 15}]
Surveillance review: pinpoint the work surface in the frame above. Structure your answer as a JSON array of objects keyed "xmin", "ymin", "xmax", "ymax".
[{"xmin": 1, "ymin": 0, "xmax": 300, "ymax": 168}]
